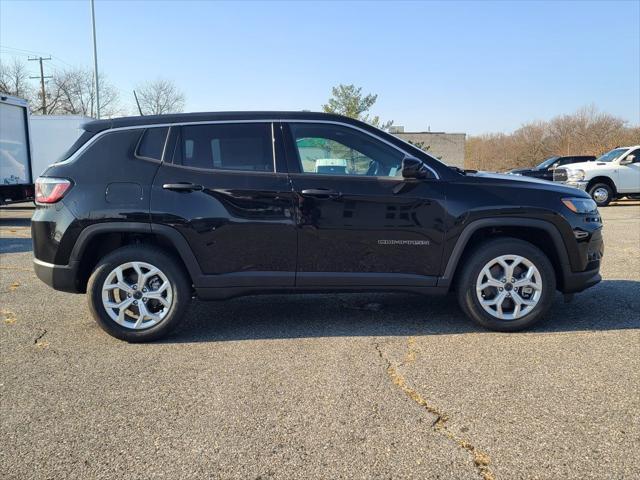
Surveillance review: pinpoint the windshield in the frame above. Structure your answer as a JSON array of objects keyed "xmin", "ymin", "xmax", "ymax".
[
  {"xmin": 535, "ymin": 156, "xmax": 560, "ymax": 170},
  {"xmin": 595, "ymin": 148, "xmax": 628, "ymax": 163}
]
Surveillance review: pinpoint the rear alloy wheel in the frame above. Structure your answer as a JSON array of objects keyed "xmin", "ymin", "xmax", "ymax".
[
  {"xmin": 88, "ymin": 245, "xmax": 190, "ymax": 342},
  {"xmin": 588, "ymin": 183, "xmax": 613, "ymax": 207},
  {"xmin": 456, "ymin": 238, "xmax": 555, "ymax": 331},
  {"xmin": 101, "ymin": 261, "xmax": 174, "ymax": 330}
]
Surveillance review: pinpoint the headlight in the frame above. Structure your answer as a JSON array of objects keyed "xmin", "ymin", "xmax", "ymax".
[
  {"xmin": 562, "ymin": 197, "xmax": 597, "ymax": 213},
  {"xmin": 566, "ymin": 169, "xmax": 585, "ymax": 181}
]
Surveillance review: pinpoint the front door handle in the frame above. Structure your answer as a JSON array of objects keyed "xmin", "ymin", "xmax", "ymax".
[
  {"xmin": 162, "ymin": 183, "xmax": 203, "ymax": 192},
  {"xmin": 300, "ymin": 188, "xmax": 341, "ymax": 199}
]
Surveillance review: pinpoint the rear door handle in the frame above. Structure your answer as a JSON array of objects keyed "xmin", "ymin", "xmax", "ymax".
[
  {"xmin": 162, "ymin": 183, "xmax": 203, "ymax": 192},
  {"xmin": 300, "ymin": 188, "xmax": 341, "ymax": 199}
]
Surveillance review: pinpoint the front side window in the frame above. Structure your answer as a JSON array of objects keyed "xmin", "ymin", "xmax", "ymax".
[
  {"xmin": 289, "ymin": 123, "xmax": 404, "ymax": 177},
  {"xmin": 173, "ymin": 123, "xmax": 273, "ymax": 172},
  {"xmin": 623, "ymin": 148, "xmax": 640, "ymax": 163}
]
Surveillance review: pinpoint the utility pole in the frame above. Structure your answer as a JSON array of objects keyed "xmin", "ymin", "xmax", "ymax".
[
  {"xmin": 90, "ymin": 0, "xmax": 100, "ymax": 119},
  {"xmin": 28, "ymin": 56, "xmax": 52, "ymax": 114}
]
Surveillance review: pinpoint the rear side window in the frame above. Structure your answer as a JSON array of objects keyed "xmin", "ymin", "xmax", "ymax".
[
  {"xmin": 173, "ymin": 123, "xmax": 273, "ymax": 172},
  {"xmin": 136, "ymin": 127, "xmax": 169, "ymax": 161}
]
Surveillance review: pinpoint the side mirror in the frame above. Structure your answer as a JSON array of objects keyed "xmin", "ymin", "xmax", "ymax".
[
  {"xmin": 401, "ymin": 156, "xmax": 431, "ymax": 179},
  {"xmin": 620, "ymin": 154, "xmax": 635, "ymax": 165}
]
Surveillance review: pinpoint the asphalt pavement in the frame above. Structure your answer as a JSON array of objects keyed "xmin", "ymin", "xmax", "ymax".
[{"xmin": 1, "ymin": 201, "xmax": 639, "ymax": 479}]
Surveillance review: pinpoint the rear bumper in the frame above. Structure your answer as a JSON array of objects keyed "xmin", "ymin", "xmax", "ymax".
[{"xmin": 33, "ymin": 258, "xmax": 81, "ymax": 293}]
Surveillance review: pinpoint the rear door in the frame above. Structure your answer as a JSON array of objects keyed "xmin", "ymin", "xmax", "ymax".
[
  {"xmin": 282, "ymin": 121, "xmax": 446, "ymax": 288},
  {"xmin": 151, "ymin": 122, "xmax": 297, "ymax": 287}
]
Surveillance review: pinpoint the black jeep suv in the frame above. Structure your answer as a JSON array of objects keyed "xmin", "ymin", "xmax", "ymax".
[{"xmin": 32, "ymin": 112, "xmax": 604, "ymax": 341}]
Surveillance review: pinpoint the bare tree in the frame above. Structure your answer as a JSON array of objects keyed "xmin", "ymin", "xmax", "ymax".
[
  {"xmin": 0, "ymin": 58, "xmax": 35, "ymax": 101},
  {"xmin": 135, "ymin": 79, "xmax": 185, "ymax": 115},
  {"xmin": 466, "ymin": 107, "xmax": 640, "ymax": 171},
  {"xmin": 50, "ymin": 68, "xmax": 120, "ymax": 118}
]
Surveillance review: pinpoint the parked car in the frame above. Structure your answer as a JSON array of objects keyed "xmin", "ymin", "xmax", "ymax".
[
  {"xmin": 314, "ymin": 158, "xmax": 348, "ymax": 174},
  {"xmin": 507, "ymin": 155, "xmax": 596, "ymax": 181},
  {"xmin": 31, "ymin": 111, "xmax": 603, "ymax": 341},
  {"xmin": 553, "ymin": 145, "xmax": 640, "ymax": 206}
]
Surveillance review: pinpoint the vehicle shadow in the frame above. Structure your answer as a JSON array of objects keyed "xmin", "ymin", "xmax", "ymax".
[
  {"xmin": 163, "ymin": 279, "xmax": 640, "ymax": 343},
  {"xmin": 0, "ymin": 218, "xmax": 32, "ymax": 227},
  {"xmin": 0, "ymin": 237, "xmax": 33, "ymax": 254}
]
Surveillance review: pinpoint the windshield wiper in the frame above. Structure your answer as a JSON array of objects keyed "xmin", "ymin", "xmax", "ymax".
[{"xmin": 449, "ymin": 165, "xmax": 477, "ymax": 175}]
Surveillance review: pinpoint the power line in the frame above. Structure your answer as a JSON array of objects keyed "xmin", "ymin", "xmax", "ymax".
[{"xmin": 28, "ymin": 56, "xmax": 52, "ymax": 114}]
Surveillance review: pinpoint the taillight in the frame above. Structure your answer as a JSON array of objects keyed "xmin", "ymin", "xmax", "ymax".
[{"xmin": 35, "ymin": 177, "xmax": 72, "ymax": 204}]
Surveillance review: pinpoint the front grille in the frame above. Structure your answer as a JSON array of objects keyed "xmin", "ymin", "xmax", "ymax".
[{"xmin": 553, "ymin": 169, "xmax": 568, "ymax": 182}]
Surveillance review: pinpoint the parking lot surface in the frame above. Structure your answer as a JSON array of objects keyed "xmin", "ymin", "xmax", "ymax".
[{"xmin": 1, "ymin": 202, "xmax": 639, "ymax": 479}]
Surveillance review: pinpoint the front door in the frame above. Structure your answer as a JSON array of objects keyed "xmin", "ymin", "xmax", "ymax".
[
  {"xmin": 282, "ymin": 122, "xmax": 446, "ymax": 288},
  {"xmin": 151, "ymin": 122, "xmax": 297, "ymax": 287},
  {"xmin": 616, "ymin": 148, "xmax": 640, "ymax": 193}
]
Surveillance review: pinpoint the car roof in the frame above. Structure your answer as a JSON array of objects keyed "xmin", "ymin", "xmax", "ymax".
[{"xmin": 82, "ymin": 111, "xmax": 363, "ymax": 133}]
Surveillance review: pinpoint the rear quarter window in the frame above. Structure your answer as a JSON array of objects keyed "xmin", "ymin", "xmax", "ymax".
[{"xmin": 136, "ymin": 127, "xmax": 169, "ymax": 161}]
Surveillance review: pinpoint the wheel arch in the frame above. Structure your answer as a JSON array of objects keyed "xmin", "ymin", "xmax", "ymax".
[
  {"xmin": 439, "ymin": 218, "xmax": 571, "ymax": 291},
  {"xmin": 586, "ymin": 176, "xmax": 617, "ymax": 194},
  {"xmin": 70, "ymin": 222, "xmax": 202, "ymax": 292}
]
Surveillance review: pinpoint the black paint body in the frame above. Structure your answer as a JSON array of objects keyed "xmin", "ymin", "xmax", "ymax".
[{"xmin": 31, "ymin": 112, "xmax": 603, "ymax": 299}]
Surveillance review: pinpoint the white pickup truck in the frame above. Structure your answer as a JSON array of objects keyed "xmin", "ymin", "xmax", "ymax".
[{"xmin": 553, "ymin": 145, "xmax": 640, "ymax": 206}]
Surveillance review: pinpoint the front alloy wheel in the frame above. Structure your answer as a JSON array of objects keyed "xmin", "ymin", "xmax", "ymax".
[
  {"xmin": 475, "ymin": 255, "xmax": 542, "ymax": 320},
  {"xmin": 101, "ymin": 261, "xmax": 173, "ymax": 330},
  {"xmin": 456, "ymin": 238, "xmax": 555, "ymax": 331}
]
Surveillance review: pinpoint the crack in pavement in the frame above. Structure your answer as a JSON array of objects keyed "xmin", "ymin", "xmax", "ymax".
[
  {"xmin": 375, "ymin": 341, "xmax": 495, "ymax": 480},
  {"xmin": 33, "ymin": 328, "xmax": 48, "ymax": 346}
]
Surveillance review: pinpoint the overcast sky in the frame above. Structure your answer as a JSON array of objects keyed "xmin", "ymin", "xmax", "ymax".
[{"xmin": 1, "ymin": 0, "xmax": 638, "ymax": 134}]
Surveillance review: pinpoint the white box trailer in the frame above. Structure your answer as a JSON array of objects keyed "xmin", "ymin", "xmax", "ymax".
[
  {"xmin": 0, "ymin": 94, "xmax": 33, "ymax": 204},
  {"xmin": 0, "ymin": 94, "xmax": 92, "ymax": 204},
  {"xmin": 29, "ymin": 115, "xmax": 93, "ymax": 178}
]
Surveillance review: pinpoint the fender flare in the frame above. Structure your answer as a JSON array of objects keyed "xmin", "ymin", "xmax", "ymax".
[
  {"xmin": 69, "ymin": 222, "xmax": 203, "ymax": 280},
  {"xmin": 437, "ymin": 217, "xmax": 571, "ymax": 288}
]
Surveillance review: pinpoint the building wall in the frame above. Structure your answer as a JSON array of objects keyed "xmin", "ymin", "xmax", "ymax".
[{"xmin": 393, "ymin": 132, "xmax": 466, "ymax": 168}]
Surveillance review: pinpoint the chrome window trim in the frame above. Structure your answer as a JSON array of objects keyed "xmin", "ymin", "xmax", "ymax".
[
  {"xmin": 50, "ymin": 118, "xmax": 440, "ymax": 179},
  {"xmin": 270, "ymin": 123, "xmax": 277, "ymax": 172}
]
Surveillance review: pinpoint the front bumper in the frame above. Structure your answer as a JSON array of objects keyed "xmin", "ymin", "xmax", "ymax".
[
  {"xmin": 33, "ymin": 258, "xmax": 82, "ymax": 293},
  {"xmin": 560, "ymin": 180, "xmax": 588, "ymax": 191},
  {"xmin": 561, "ymin": 227, "xmax": 604, "ymax": 293}
]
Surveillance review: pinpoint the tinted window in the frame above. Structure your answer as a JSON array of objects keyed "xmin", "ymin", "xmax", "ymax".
[
  {"xmin": 289, "ymin": 123, "xmax": 404, "ymax": 176},
  {"xmin": 136, "ymin": 127, "xmax": 169, "ymax": 161},
  {"xmin": 626, "ymin": 148, "xmax": 640, "ymax": 162},
  {"xmin": 174, "ymin": 123, "xmax": 273, "ymax": 172}
]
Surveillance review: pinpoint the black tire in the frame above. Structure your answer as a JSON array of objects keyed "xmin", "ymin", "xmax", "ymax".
[
  {"xmin": 588, "ymin": 182, "xmax": 613, "ymax": 207},
  {"xmin": 456, "ymin": 237, "xmax": 556, "ymax": 332},
  {"xmin": 87, "ymin": 245, "xmax": 191, "ymax": 342}
]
